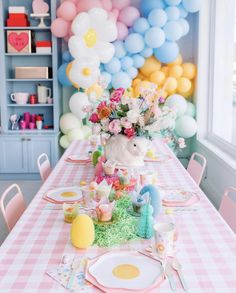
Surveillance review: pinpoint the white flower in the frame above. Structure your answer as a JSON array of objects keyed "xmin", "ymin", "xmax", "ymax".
[
  {"xmin": 127, "ymin": 109, "xmax": 140, "ymax": 123},
  {"xmin": 68, "ymin": 57, "xmax": 100, "ymax": 89},
  {"xmin": 68, "ymin": 8, "xmax": 117, "ymax": 63},
  {"xmin": 178, "ymin": 137, "xmax": 186, "ymax": 148},
  {"xmin": 92, "ymin": 124, "xmax": 101, "ymax": 135},
  {"xmin": 101, "ymin": 118, "xmax": 109, "ymax": 131}
]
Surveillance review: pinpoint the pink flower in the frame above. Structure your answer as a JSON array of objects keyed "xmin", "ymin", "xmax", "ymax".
[
  {"xmin": 109, "ymin": 102, "xmax": 117, "ymax": 110},
  {"xmin": 110, "ymin": 88, "xmax": 125, "ymax": 103},
  {"xmin": 97, "ymin": 101, "xmax": 107, "ymax": 112},
  {"xmin": 158, "ymin": 96, "xmax": 165, "ymax": 104},
  {"xmin": 124, "ymin": 128, "xmax": 135, "ymax": 138},
  {"xmin": 92, "ymin": 124, "xmax": 101, "ymax": 135},
  {"xmin": 108, "ymin": 119, "xmax": 121, "ymax": 135},
  {"xmin": 121, "ymin": 117, "xmax": 132, "ymax": 129},
  {"xmin": 89, "ymin": 113, "xmax": 99, "ymax": 123}
]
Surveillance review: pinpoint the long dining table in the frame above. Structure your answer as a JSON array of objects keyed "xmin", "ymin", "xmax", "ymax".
[{"xmin": 0, "ymin": 139, "xmax": 236, "ymax": 292}]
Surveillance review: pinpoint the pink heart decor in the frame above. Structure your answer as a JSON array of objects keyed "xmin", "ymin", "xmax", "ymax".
[
  {"xmin": 8, "ymin": 33, "xmax": 29, "ymax": 52},
  {"xmin": 32, "ymin": 0, "xmax": 49, "ymax": 14}
]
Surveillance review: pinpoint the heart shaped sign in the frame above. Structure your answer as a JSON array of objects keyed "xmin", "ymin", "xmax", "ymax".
[
  {"xmin": 8, "ymin": 32, "xmax": 29, "ymax": 52},
  {"xmin": 32, "ymin": 0, "xmax": 49, "ymax": 14}
]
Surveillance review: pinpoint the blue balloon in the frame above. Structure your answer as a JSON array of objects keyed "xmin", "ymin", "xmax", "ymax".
[
  {"xmin": 57, "ymin": 63, "xmax": 72, "ymax": 87},
  {"xmin": 178, "ymin": 18, "xmax": 190, "ymax": 36},
  {"xmin": 144, "ymin": 27, "xmax": 165, "ymax": 48},
  {"xmin": 112, "ymin": 71, "xmax": 132, "ymax": 89},
  {"xmin": 62, "ymin": 51, "xmax": 73, "ymax": 62},
  {"xmin": 132, "ymin": 54, "xmax": 145, "ymax": 68},
  {"xmin": 121, "ymin": 56, "xmax": 133, "ymax": 71},
  {"xmin": 124, "ymin": 33, "xmax": 145, "ymax": 54},
  {"xmin": 104, "ymin": 57, "xmax": 121, "ymax": 74},
  {"xmin": 163, "ymin": 21, "xmax": 182, "ymax": 41},
  {"xmin": 140, "ymin": 47, "xmax": 153, "ymax": 58},
  {"xmin": 165, "ymin": 0, "xmax": 181, "ymax": 5},
  {"xmin": 177, "ymin": 3, "xmax": 188, "ymax": 18},
  {"xmin": 154, "ymin": 41, "xmax": 179, "ymax": 63},
  {"xmin": 114, "ymin": 40, "xmax": 127, "ymax": 59},
  {"xmin": 182, "ymin": 0, "xmax": 201, "ymax": 13},
  {"xmin": 140, "ymin": 0, "xmax": 166, "ymax": 17},
  {"xmin": 165, "ymin": 6, "xmax": 180, "ymax": 20},
  {"xmin": 127, "ymin": 67, "xmax": 138, "ymax": 79},
  {"xmin": 133, "ymin": 18, "xmax": 150, "ymax": 34},
  {"xmin": 101, "ymin": 72, "xmax": 112, "ymax": 87},
  {"xmin": 148, "ymin": 9, "xmax": 167, "ymax": 27}
]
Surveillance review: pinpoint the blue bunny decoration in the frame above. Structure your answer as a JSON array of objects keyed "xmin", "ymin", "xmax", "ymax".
[{"xmin": 139, "ymin": 185, "xmax": 162, "ymax": 217}]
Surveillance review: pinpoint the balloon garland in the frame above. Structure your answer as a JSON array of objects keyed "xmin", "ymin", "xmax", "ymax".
[{"xmin": 52, "ymin": 0, "xmax": 201, "ymax": 148}]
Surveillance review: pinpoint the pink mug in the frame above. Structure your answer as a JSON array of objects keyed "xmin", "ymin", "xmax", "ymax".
[
  {"xmin": 29, "ymin": 122, "xmax": 35, "ymax": 129},
  {"xmin": 20, "ymin": 120, "xmax": 26, "ymax": 130}
]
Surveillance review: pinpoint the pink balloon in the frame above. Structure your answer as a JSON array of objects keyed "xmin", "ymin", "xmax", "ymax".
[
  {"xmin": 108, "ymin": 11, "xmax": 117, "ymax": 22},
  {"xmin": 77, "ymin": 0, "xmax": 102, "ymax": 12},
  {"xmin": 58, "ymin": 1, "xmax": 77, "ymax": 21},
  {"xmin": 117, "ymin": 21, "xmax": 128, "ymax": 40},
  {"xmin": 56, "ymin": 8, "xmax": 63, "ymax": 18},
  {"xmin": 118, "ymin": 6, "xmax": 140, "ymax": 27},
  {"xmin": 108, "ymin": 8, "xmax": 119, "ymax": 21},
  {"xmin": 101, "ymin": 0, "xmax": 112, "ymax": 11},
  {"xmin": 112, "ymin": 0, "xmax": 130, "ymax": 10},
  {"xmin": 67, "ymin": 0, "xmax": 77, "ymax": 3},
  {"xmin": 51, "ymin": 18, "xmax": 70, "ymax": 38}
]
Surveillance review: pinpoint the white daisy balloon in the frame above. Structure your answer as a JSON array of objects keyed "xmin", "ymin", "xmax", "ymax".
[{"xmin": 68, "ymin": 8, "xmax": 117, "ymax": 64}]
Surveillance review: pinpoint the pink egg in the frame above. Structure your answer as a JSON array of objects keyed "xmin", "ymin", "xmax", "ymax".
[
  {"xmin": 112, "ymin": 0, "xmax": 130, "ymax": 10},
  {"xmin": 117, "ymin": 21, "xmax": 128, "ymax": 40},
  {"xmin": 118, "ymin": 6, "xmax": 140, "ymax": 27},
  {"xmin": 51, "ymin": 18, "xmax": 70, "ymax": 38}
]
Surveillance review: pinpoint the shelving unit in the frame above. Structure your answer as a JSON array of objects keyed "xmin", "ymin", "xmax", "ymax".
[{"xmin": 0, "ymin": 0, "xmax": 62, "ymax": 179}]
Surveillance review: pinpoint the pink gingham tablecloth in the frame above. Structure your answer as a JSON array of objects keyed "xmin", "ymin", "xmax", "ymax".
[{"xmin": 0, "ymin": 140, "xmax": 236, "ymax": 293}]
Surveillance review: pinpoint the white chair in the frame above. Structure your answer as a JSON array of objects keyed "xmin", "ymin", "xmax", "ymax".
[
  {"xmin": 187, "ymin": 152, "xmax": 207, "ymax": 185},
  {"xmin": 37, "ymin": 153, "xmax": 51, "ymax": 182},
  {"xmin": 219, "ymin": 187, "xmax": 236, "ymax": 233},
  {"xmin": 0, "ymin": 184, "xmax": 26, "ymax": 231}
]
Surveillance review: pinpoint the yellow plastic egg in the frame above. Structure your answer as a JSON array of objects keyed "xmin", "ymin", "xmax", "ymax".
[
  {"xmin": 70, "ymin": 214, "xmax": 95, "ymax": 249},
  {"xmin": 182, "ymin": 63, "xmax": 196, "ymax": 79},
  {"xmin": 140, "ymin": 56, "xmax": 161, "ymax": 77},
  {"xmin": 150, "ymin": 70, "xmax": 165, "ymax": 85},
  {"xmin": 168, "ymin": 65, "xmax": 183, "ymax": 79}
]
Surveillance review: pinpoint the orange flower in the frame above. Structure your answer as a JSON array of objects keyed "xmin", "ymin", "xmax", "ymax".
[
  {"xmin": 156, "ymin": 243, "xmax": 165, "ymax": 253},
  {"xmin": 98, "ymin": 106, "xmax": 112, "ymax": 119}
]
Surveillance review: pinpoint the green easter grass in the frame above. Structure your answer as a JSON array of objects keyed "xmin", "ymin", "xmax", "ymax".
[{"xmin": 94, "ymin": 196, "xmax": 138, "ymax": 247}]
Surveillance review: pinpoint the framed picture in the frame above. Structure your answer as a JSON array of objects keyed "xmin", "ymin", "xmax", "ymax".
[{"xmin": 7, "ymin": 30, "xmax": 32, "ymax": 53}]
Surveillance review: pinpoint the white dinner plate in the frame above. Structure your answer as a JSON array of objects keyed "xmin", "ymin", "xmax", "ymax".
[
  {"xmin": 144, "ymin": 153, "xmax": 171, "ymax": 163},
  {"xmin": 88, "ymin": 252, "xmax": 164, "ymax": 290},
  {"xmin": 161, "ymin": 189, "xmax": 192, "ymax": 203},
  {"xmin": 45, "ymin": 186, "xmax": 83, "ymax": 203},
  {"xmin": 67, "ymin": 154, "xmax": 91, "ymax": 162}
]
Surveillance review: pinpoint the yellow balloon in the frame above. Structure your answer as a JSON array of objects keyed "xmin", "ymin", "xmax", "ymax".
[
  {"xmin": 161, "ymin": 66, "xmax": 169, "ymax": 76},
  {"xmin": 140, "ymin": 56, "xmax": 161, "ymax": 77},
  {"xmin": 168, "ymin": 65, "xmax": 183, "ymax": 79},
  {"xmin": 132, "ymin": 78, "xmax": 141, "ymax": 87},
  {"xmin": 134, "ymin": 81, "xmax": 153, "ymax": 97},
  {"xmin": 137, "ymin": 72, "xmax": 145, "ymax": 80},
  {"xmin": 66, "ymin": 62, "xmax": 80, "ymax": 89},
  {"xmin": 165, "ymin": 77, "xmax": 178, "ymax": 93},
  {"xmin": 182, "ymin": 63, "xmax": 196, "ymax": 79},
  {"xmin": 168, "ymin": 54, "xmax": 183, "ymax": 66},
  {"xmin": 150, "ymin": 70, "xmax": 165, "ymax": 85},
  {"xmin": 177, "ymin": 77, "xmax": 192, "ymax": 94},
  {"xmin": 161, "ymin": 91, "xmax": 168, "ymax": 99},
  {"xmin": 85, "ymin": 83, "xmax": 104, "ymax": 99},
  {"xmin": 182, "ymin": 84, "xmax": 194, "ymax": 98}
]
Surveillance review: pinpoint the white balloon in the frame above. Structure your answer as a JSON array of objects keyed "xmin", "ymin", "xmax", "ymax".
[
  {"xmin": 88, "ymin": 8, "xmax": 108, "ymax": 21},
  {"xmin": 71, "ymin": 13, "xmax": 90, "ymax": 35},
  {"xmin": 67, "ymin": 127, "xmax": 85, "ymax": 143},
  {"xmin": 175, "ymin": 115, "xmax": 197, "ymax": 138},
  {"xmin": 164, "ymin": 94, "xmax": 187, "ymax": 117},
  {"xmin": 69, "ymin": 92, "xmax": 90, "ymax": 120},
  {"xmin": 96, "ymin": 41, "xmax": 115, "ymax": 64},
  {"xmin": 60, "ymin": 135, "xmax": 70, "ymax": 149},
  {"xmin": 60, "ymin": 113, "xmax": 81, "ymax": 134}
]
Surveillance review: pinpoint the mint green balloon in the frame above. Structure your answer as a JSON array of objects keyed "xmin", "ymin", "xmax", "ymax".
[
  {"xmin": 185, "ymin": 102, "xmax": 196, "ymax": 118},
  {"xmin": 175, "ymin": 115, "xmax": 197, "ymax": 138}
]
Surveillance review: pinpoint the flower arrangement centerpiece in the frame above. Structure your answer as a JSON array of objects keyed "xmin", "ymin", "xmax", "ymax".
[{"xmin": 89, "ymin": 83, "xmax": 184, "ymax": 166}]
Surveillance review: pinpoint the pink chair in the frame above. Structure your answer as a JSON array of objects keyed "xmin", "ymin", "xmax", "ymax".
[
  {"xmin": 37, "ymin": 153, "xmax": 52, "ymax": 182},
  {"xmin": 187, "ymin": 152, "xmax": 207, "ymax": 185},
  {"xmin": 219, "ymin": 187, "xmax": 236, "ymax": 233},
  {"xmin": 0, "ymin": 184, "xmax": 26, "ymax": 231}
]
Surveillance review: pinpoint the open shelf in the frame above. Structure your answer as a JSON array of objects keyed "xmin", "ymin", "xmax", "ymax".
[
  {"xmin": 6, "ymin": 78, "xmax": 53, "ymax": 82},
  {"xmin": 5, "ymin": 53, "xmax": 52, "ymax": 56},
  {"xmin": 7, "ymin": 104, "xmax": 53, "ymax": 107},
  {"xmin": 7, "ymin": 129, "xmax": 55, "ymax": 134},
  {"xmin": 4, "ymin": 26, "xmax": 51, "ymax": 31}
]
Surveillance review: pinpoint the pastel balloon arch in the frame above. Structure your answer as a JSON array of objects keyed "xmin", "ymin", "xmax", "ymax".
[{"xmin": 51, "ymin": 0, "xmax": 201, "ymax": 148}]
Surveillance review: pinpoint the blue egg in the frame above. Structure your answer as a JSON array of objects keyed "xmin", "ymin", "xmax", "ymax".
[
  {"xmin": 165, "ymin": 0, "xmax": 181, "ymax": 5},
  {"xmin": 112, "ymin": 71, "xmax": 132, "ymax": 89},
  {"xmin": 140, "ymin": 0, "xmax": 166, "ymax": 17},
  {"xmin": 57, "ymin": 63, "xmax": 72, "ymax": 87},
  {"xmin": 62, "ymin": 51, "xmax": 73, "ymax": 62},
  {"xmin": 182, "ymin": 0, "xmax": 201, "ymax": 13},
  {"xmin": 104, "ymin": 58, "xmax": 121, "ymax": 74},
  {"xmin": 177, "ymin": 3, "xmax": 188, "ymax": 18},
  {"xmin": 163, "ymin": 21, "xmax": 182, "ymax": 41},
  {"xmin": 127, "ymin": 67, "xmax": 138, "ymax": 79},
  {"xmin": 154, "ymin": 41, "xmax": 179, "ymax": 64},
  {"xmin": 133, "ymin": 18, "xmax": 150, "ymax": 34},
  {"xmin": 124, "ymin": 33, "xmax": 145, "ymax": 54},
  {"xmin": 148, "ymin": 9, "xmax": 167, "ymax": 27},
  {"xmin": 121, "ymin": 56, "xmax": 134, "ymax": 71},
  {"xmin": 140, "ymin": 47, "xmax": 153, "ymax": 58},
  {"xmin": 113, "ymin": 40, "xmax": 127, "ymax": 59},
  {"xmin": 132, "ymin": 54, "xmax": 145, "ymax": 68},
  {"xmin": 178, "ymin": 18, "xmax": 190, "ymax": 36},
  {"xmin": 144, "ymin": 27, "xmax": 165, "ymax": 48},
  {"xmin": 165, "ymin": 6, "xmax": 180, "ymax": 20}
]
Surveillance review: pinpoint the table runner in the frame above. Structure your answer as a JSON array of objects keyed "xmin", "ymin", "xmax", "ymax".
[{"xmin": 0, "ymin": 140, "xmax": 236, "ymax": 292}]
